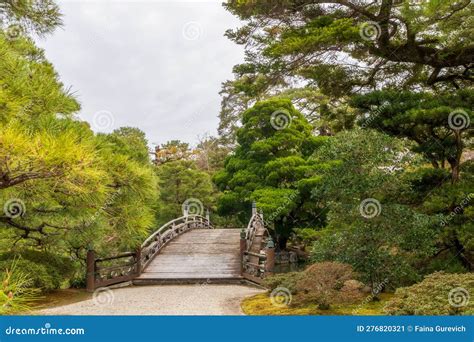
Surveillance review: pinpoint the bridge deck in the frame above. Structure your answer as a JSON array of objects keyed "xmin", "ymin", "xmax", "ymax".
[{"xmin": 135, "ymin": 229, "xmax": 242, "ymax": 282}]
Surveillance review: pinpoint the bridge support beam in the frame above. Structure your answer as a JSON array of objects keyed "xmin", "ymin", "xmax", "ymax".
[
  {"xmin": 240, "ymin": 229, "xmax": 246, "ymax": 274},
  {"xmin": 135, "ymin": 247, "xmax": 142, "ymax": 276},
  {"xmin": 86, "ymin": 249, "xmax": 96, "ymax": 293},
  {"xmin": 265, "ymin": 240, "xmax": 275, "ymax": 276}
]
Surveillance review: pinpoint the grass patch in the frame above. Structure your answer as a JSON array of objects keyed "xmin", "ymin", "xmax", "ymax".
[{"xmin": 242, "ymin": 293, "xmax": 394, "ymax": 315}]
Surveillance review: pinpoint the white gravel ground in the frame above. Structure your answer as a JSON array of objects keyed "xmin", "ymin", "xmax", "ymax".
[{"xmin": 38, "ymin": 285, "xmax": 263, "ymax": 315}]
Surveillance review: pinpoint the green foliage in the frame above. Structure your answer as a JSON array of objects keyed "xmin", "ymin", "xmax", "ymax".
[
  {"xmin": 155, "ymin": 140, "xmax": 193, "ymax": 165},
  {"xmin": 0, "ymin": 258, "xmax": 40, "ymax": 314},
  {"xmin": 214, "ymin": 98, "xmax": 327, "ymax": 247},
  {"xmin": 420, "ymin": 162, "xmax": 474, "ymax": 269},
  {"xmin": 263, "ymin": 272, "xmax": 303, "ymax": 294},
  {"xmin": 219, "ymin": 0, "xmax": 473, "ymax": 143},
  {"xmin": 0, "ymin": 0, "xmax": 62, "ymax": 37},
  {"xmin": 0, "ymin": 24, "xmax": 159, "ymax": 290},
  {"xmin": 352, "ymin": 90, "xmax": 473, "ymax": 181},
  {"xmin": 293, "ymin": 228, "xmax": 320, "ymax": 246},
  {"xmin": 223, "ymin": 0, "xmax": 473, "ymax": 98},
  {"xmin": 0, "ymin": 258, "xmax": 54, "ymax": 291},
  {"xmin": 156, "ymin": 159, "xmax": 214, "ymax": 225},
  {"xmin": 104, "ymin": 127, "xmax": 151, "ymax": 165},
  {"xmin": 384, "ymin": 272, "xmax": 474, "ymax": 315},
  {"xmin": 0, "ymin": 251, "xmax": 75, "ymax": 291},
  {"xmin": 309, "ymin": 130, "xmax": 440, "ymax": 287},
  {"xmin": 352, "ymin": 91, "xmax": 474, "ymax": 271}
]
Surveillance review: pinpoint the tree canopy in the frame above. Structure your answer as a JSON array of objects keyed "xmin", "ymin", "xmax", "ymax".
[
  {"xmin": 0, "ymin": 31, "xmax": 158, "ymax": 270},
  {"xmin": 0, "ymin": 0, "xmax": 62, "ymax": 37},
  {"xmin": 218, "ymin": 0, "xmax": 474, "ymax": 143},
  {"xmin": 214, "ymin": 98, "xmax": 327, "ymax": 247},
  {"xmin": 225, "ymin": 0, "xmax": 473, "ymax": 93},
  {"xmin": 353, "ymin": 89, "xmax": 473, "ymax": 182}
]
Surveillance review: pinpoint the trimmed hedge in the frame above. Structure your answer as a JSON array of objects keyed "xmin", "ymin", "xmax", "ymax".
[{"xmin": 384, "ymin": 272, "xmax": 474, "ymax": 315}]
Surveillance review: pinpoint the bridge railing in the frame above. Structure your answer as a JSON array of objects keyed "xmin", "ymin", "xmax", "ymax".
[
  {"xmin": 241, "ymin": 203, "xmax": 275, "ymax": 284},
  {"xmin": 139, "ymin": 215, "xmax": 213, "ymax": 271},
  {"xmin": 86, "ymin": 214, "xmax": 213, "ymax": 292}
]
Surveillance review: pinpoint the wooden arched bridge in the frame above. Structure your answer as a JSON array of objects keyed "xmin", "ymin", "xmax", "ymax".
[{"xmin": 86, "ymin": 204, "xmax": 275, "ymax": 291}]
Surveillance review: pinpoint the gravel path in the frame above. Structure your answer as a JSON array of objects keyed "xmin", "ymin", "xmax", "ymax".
[{"xmin": 38, "ymin": 284, "xmax": 263, "ymax": 315}]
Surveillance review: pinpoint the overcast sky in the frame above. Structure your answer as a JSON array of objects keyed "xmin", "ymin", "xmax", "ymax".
[{"xmin": 35, "ymin": 0, "xmax": 244, "ymax": 146}]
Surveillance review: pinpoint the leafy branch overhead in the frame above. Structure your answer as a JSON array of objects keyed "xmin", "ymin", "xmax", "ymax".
[
  {"xmin": 218, "ymin": 0, "xmax": 473, "ymax": 142},
  {"xmin": 225, "ymin": 0, "xmax": 473, "ymax": 92}
]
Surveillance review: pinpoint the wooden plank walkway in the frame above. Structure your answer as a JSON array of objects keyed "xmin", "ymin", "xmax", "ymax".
[{"xmin": 134, "ymin": 229, "xmax": 242, "ymax": 284}]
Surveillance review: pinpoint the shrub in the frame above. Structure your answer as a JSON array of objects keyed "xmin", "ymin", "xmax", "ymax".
[
  {"xmin": 263, "ymin": 272, "xmax": 304, "ymax": 294},
  {"xmin": 384, "ymin": 272, "xmax": 474, "ymax": 315},
  {"xmin": 0, "ymin": 251, "xmax": 75, "ymax": 291},
  {"xmin": 294, "ymin": 262, "xmax": 365, "ymax": 309}
]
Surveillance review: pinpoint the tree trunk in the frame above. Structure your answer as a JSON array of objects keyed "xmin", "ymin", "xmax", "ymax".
[
  {"xmin": 449, "ymin": 130, "xmax": 463, "ymax": 184},
  {"xmin": 274, "ymin": 219, "xmax": 289, "ymax": 250},
  {"xmin": 277, "ymin": 235, "xmax": 288, "ymax": 250},
  {"xmin": 453, "ymin": 236, "xmax": 472, "ymax": 271}
]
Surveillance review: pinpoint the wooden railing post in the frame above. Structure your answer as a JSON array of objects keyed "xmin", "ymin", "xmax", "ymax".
[
  {"xmin": 251, "ymin": 201, "xmax": 257, "ymax": 216},
  {"xmin": 86, "ymin": 249, "xmax": 96, "ymax": 292},
  {"xmin": 206, "ymin": 208, "xmax": 210, "ymax": 222},
  {"xmin": 240, "ymin": 228, "xmax": 246, "ymax": 274},
  {"xmin": 264, "ymin": 238, "xmax": 275, "ymax": 276},
  {"xmin": 135, "ymin": 247, "xmax": 142, "ymax": 276}
]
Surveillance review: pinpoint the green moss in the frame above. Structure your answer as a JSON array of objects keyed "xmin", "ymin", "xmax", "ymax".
[{"xmin": 241, "ymin": 293, "xmax": 394, "ymax": 316}]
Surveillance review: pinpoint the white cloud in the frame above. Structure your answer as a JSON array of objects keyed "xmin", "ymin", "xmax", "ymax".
[{"xmin": 36, "ymin": 1, "xmax": 244, "ymax": 146}]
